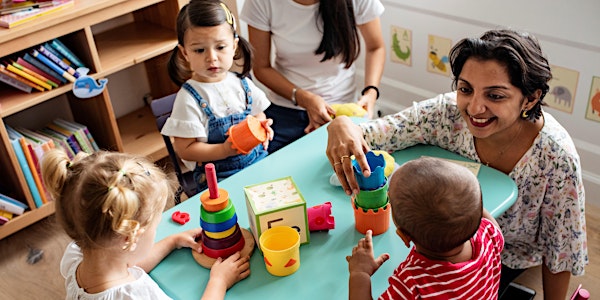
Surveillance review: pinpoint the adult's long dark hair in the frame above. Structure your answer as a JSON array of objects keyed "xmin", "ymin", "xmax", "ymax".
[
  {"xmin": 315, "ymin": 0, "xmax": 360, "ymax": 68},
  {"xmin": 167, "ymin": 0, "xmax": 253, "ymax": 86}
]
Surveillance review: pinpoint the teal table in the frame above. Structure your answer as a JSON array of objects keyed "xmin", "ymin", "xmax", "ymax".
[{"xmin": 150, "ymin": 123, "xmax": 517, "ymax": 299}]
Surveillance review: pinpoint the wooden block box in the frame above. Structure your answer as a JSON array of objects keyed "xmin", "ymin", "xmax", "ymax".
[{"xmin": 244, "ymin": 176, "xmax": 309, "ymax": 245}]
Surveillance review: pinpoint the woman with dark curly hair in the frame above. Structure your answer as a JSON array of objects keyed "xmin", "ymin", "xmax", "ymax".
[{"xmin": 326, "ymin": 29, "xmax": 587, "ymax": 300}]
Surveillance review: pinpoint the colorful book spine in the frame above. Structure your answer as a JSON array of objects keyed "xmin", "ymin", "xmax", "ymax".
[
  {"xmin": 5, "ymin": 63, "xmax": 51, "ymax": 90},
  {"xmin": 11, "ymin": 61, "xmax": 57, "ymax": 88},
  {"xmin": 0, "ymin": 0, "xmax": 75, "ymax": 28},
  {"xmin": 0, "ymin": 193, "xmax": 29, "ymax": 210},
  {"xmin": 43, "ymin": 125, "xmax": 81, "ymax": 154},
  {"xmin": 0, "ymin": 194, "xmax": 26, "ymax": 215},
  {"xmin": 50, "ymin": 38, "xmax": 85, "ymax": 69},
  {"xmin": 16, "ymin": 57, "xmax": 61, "ymax": 86},
  {"xmin": 36, "ymin": 129, "xmax": 75, "ymax": 159},
  {"xmin": 0, "ymin": 64, "xmax": 44, "ymax": 92},
  {"xmin": 22, "ymin": 53, "xmax": 66, "ymax": 84},
  {"xmin": 0, "ymin": 69, "xmax": 32, "ymax": 93},
  {"xmin": 53, "ymin": 119, "xmax": 95, "ymax": 153},
  {"xmin": 38, "ymin": 45, "xmax": 79, "ymax": 78},
  {"xmin": 6, "ymin": 126, "xmax": 43, "ymax": 208},
  {"xmin": 0, "ymin": 210, "xmax": 13, "ymax": 223},
  {"xmin": 31, "ymin": 49, "xmax": 76, "ymax": 83},
  {"xmin": 43, "ymin": 42, "xmax": 70, "ymax": 66},
  {"xmin": 19, "ymin": 137, "xmax": 48, "ymax": 204}
]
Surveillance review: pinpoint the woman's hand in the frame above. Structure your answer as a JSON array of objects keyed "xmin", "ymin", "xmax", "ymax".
[
  {"xmin": 356, "ymin": 92, "xmax": 377, "ymax": 119},
  {"xmin": 326, "ymin": 116, "xmax": 371, "ymax": 195},
  {"xmin": 297, "ymin": 89, "xmax": 336, "ymax": 133}
]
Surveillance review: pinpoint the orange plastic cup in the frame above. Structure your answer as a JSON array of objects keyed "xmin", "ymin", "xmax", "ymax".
[
  {"xmin": 352, "ymin": 201, "xmax": 390, "ymax": 236},
  {"xmin": 227, "ymin": 115, "xmax": 267, "ymax": 154}
]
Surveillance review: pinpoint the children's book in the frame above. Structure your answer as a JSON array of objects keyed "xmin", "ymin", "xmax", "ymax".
[
  {"xmin": 50, "ymin": 38, "xmax": 85, "ymax": 69},
  {"xmin": 16, "ymin": 57, "xmax": 61, "ymax": 86},
  {"xmin": 6, "ymin": 126, "xmax": 43, "ymax": 208},
  {"xmin": 0, "ymin": 64, "xmax": 44, "ymax": 92},
  {"xmin": 18, "ymin": 134, "xmax": 49, "ymax": 204},
  {"xmin": 38, "ymin": 45, "xmax": 79, "ymax": 78},
  {"xmin": 0, "ymin": 0, "xmax": 74, "ymax": 28},
  {"xmin": 31, "ymin": 49, "xmax": 75, "ymax": 83},
  {"xmin": 53, "ymin": 118, "xmax": 98, "ymax": 152},
  {"xmin": 36, "ymin": 129, "xmax": 75, "ymax": 159},
  {"xmin": 6, "ymin": 62, "xmax": 52, "ymax": 90},
  {"xmin": 0, "ymin": 68, "xmax": 32, "ymax": 93},
  {"xmin": 0, "ymin": 193, "xmax": 27, "ymax": 215},
  {"xmin": 42, "ymin": 124, "xmax": 81, "ymax": 154},
  {"xmin": 0, "ymin": 209, "xmax": 13, "ymax": 224},
  {"xmin": 12, "ymin": 60, "xmax": 58, "ymax": 88},
  {"xmin": 22, "ymin": 53, "xmax": 66, "ymax": 84}
]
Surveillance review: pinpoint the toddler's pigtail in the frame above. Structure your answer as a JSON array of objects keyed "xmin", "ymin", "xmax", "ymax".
[
  {"xmin": 235, "ymin": 36, "xmax": 253, "ymax": 78},
  {"xmin": 41, "ymin": 149, "xmax": 72, "ymax": 201}
]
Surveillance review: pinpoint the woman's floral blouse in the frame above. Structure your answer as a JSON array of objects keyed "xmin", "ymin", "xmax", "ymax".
[{"xmin": 360, "ymin": 92, "xmax": 587, "ymax": 275}]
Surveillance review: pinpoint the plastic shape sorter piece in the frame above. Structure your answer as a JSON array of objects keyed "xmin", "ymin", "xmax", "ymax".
[{"xmin": 171, "ymin": 211, "xmax": 190, "ymax": 225}]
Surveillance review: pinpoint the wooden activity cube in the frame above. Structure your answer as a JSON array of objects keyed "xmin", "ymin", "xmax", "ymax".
[{"xmin": 244, "ymin": 176, "xmax": 309, "ymax": 245}]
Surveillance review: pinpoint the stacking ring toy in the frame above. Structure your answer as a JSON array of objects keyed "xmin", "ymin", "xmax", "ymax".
[
  {"xmin": 200, "ymin": 188, "xmax": 229, "ymax": 212},
  {"xmin": 201, "ymin": 224, "xmax": 242, "ymax": 249},
  {"xmin": 201, "ymin": 200, "xmax": 236, "ymax": 224},
  {"xmin": 205, "ymin": 223, "xmax": 237, "ymax": 239},
  {"xmin": 201, "ymin": 233, "xmax": 245, "ymax": 259},
  {"xmin": 200, "ymin": 213, "xmax": 238, "ymax": 232}
]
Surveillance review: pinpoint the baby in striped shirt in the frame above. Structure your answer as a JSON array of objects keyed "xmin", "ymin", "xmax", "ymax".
[{"xmin": 347, "ymin": 157, "xmax": 504, "ymax": 300}]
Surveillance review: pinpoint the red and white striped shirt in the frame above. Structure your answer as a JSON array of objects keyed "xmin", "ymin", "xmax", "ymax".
[{"xmin": 379, "ymin": 218, "xmax": 504, "ymax": 300}]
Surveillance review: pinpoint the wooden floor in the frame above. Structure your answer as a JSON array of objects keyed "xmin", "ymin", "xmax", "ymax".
[{"xmin": 0, "ymin": 194, "xmax": 597, "ymax": 299}]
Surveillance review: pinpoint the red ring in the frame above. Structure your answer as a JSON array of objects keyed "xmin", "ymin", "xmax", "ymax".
[{"xmin": 201, "ymin": 233, "xmax": 245, "ymax": 259}]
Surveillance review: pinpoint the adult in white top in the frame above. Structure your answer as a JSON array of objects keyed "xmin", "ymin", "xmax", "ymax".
[{"xmin": 241, "ymin": 0, "xmax": 385, "ymax": 153}]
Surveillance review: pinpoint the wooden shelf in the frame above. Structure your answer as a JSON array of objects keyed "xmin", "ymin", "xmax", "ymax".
[
  {"xmin": 117, "ymin": 106, "xmax": 168, "ymax": 161},
  {"xmin": 95, "ymin": 21, "xmax": 177, "ymax": 77},
  {"xmin": 0, "ymin": 0, "xmax": 183, "ymax": 239}
]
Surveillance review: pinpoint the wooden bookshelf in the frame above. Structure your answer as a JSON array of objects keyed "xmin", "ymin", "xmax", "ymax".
[{"xmin": 0, "ymin": 0, "xmax": 184, "ymax": 239}]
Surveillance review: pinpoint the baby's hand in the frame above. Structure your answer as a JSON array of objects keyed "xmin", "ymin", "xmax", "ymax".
[
  {"xmin": 209, "ymin": 252, "xmax": 251, "ymax": 289},
  {"xmin": 260, "ymin": 118, "xmax": 274, "ymax": 150},
  {"xmin": 173, "ymin": 228, "xmax": 203, "ymax": 253},
  {"xmin": 346, "ymin": 230, "xmax": 389, "ymax": 276}
]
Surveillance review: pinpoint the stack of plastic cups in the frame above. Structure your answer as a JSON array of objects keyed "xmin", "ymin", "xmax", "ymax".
[
  {"xmin": 199, "ymin": 164, "xmax": 245, "ymax": 259},
  {"xmin": 227, "ymin": 115, "xmax": 267, "ymax": 154},
  {"xmin": 352, "ymin": 151, "xmax": 390, "ymax": 236}
]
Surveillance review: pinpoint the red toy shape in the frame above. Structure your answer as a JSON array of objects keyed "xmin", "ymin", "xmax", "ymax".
[{"xmin": 171, "ymin": 211, "xmax": 190, "ymax": 225}]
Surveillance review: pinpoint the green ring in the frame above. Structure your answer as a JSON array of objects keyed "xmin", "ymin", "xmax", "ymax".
[{"xmin": 200, "ymin": 200, "xmax": 236, "ymax": 224}]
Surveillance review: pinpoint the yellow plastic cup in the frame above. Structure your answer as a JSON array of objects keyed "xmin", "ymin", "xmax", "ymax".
[{"xmin": 259, "ymin": 226, "xmax": 300, "ymax": 276}]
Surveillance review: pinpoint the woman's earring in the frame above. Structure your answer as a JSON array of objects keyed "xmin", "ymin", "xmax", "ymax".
[{"xmin": 521, "ymin": 109, "xmax": 529, "ymax": 119}]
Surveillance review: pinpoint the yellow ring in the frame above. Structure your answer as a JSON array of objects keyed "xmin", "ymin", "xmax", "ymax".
[
  {"xmin": 204, "ymin": 224, "xmax": 237, "ymax": 239},
  {"xmin": 340, "ymin": 155, "xmax": 350, "ymax": 163}
]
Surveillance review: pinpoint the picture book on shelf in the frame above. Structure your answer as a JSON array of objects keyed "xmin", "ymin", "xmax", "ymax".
[
  {"xmin": 0, "ymin": 193, "xmax": 28, "ymax": 215},
  {"xmin": 16, "ymin": 57, "xmax": 61, "ymax": 85},
  {"xmin": 50, "ymin": 38, "xmax": 85, "ymax": 69},
  {"xmin": 0, "ymin": 67, "xmax": 33, "ymax": 93},
  {"xmin": 11, "ymin": 61, "xmax": 57, "ymax": 88},
  {"xmin": 5, "ymin": 63, "xmax": 52, "ymax": 90},
  {"xmin": 22, "ymin": 53, "xmax": 66, "ymax": 84},
  {"xmin": 31, "ymin": 49, "xmax": 76, "ymax": 83},
  {"xmin": 0, "ymin": 0, "xmax": 74, "ymax": 28},
  {"xmin": 5, "ymin": 125, "xmax": 44, "ymax": 208},
  {"xmin": 0, "ymin": 64, "xmax": 44, "ymax": 92},
  {"xmin": 53, "ymin": 118, "xmax": 98, "ymax": 152}
]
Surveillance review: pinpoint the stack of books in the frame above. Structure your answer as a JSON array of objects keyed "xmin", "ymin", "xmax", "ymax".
[
  {"xmin": 5, "ymin": 119, "xmax": 99, "ymax": 209},
  {"xmin": 0, "ymin": 192, "xmax": 29, "ymax": 225},
  {"xmin": 0, "ymin": 0, "xmax": 74, "ymax": 28},
  {"xmin": 0, "ymin": 37, "xmax": 86, "ymax": 93}
]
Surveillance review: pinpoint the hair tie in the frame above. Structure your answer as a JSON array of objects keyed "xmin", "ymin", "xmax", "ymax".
[{"xmin": 66, "ymin": 161, "xmax": 72, "ymax": 169}]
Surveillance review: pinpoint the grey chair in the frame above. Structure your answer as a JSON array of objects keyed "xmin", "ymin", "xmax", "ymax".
[{"xmin": 150, "ymin": 94, "xmax": 198, "ymax": 204}]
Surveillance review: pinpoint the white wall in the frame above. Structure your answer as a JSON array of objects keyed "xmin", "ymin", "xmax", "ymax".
[
  {"xmin": 236, "ymin": 0, "xmax": 600, "ymax": 204},
  {"xmin": 360, "ymin": 0, "xmax": 600, "ymax": 205}
]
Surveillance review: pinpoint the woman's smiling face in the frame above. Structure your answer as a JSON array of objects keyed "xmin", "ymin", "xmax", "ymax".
[{"xmin": 456, "ymin": 58, "xmax": 529, "ymax": 140}]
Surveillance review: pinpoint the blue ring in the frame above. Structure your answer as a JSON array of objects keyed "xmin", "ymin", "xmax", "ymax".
[{"xmin": 200, "ymin": 213, "xmax": 238, "ymax": 232}]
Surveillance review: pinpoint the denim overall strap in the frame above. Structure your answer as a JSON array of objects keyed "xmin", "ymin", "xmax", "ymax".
[
  {"xmin": 240, "ymin": 77, "xmax": 253, "ymax": 114},
  {"xmin": 182, "ymin": 82, "xmax": 215, "ymax": 119},
  {"xmin": 188, "ymin": 78, "xmax": 267, "ymax": 192}
]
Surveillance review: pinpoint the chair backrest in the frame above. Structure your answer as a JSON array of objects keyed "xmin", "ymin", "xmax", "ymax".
[{"xmin": 150, "ymin": 94, "xmax": 197, "ymax": 198}]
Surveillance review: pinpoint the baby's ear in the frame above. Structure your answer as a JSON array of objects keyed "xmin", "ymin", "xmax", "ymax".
[{"xmin": 396, "ymin": 228, "xmax": 411, "ymax": 248}]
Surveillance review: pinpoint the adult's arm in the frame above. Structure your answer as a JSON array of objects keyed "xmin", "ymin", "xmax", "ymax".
[
  {"xmin": 326, "ymin": 116, "xmax": 370, "ymax": 195},
  {"xmin": 247, "ymin": 25, "xmax": 334, "ymax": 132},
  {"xmin": 356, "ymin": 17, "xmax": 385, "ymax": 118}
]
